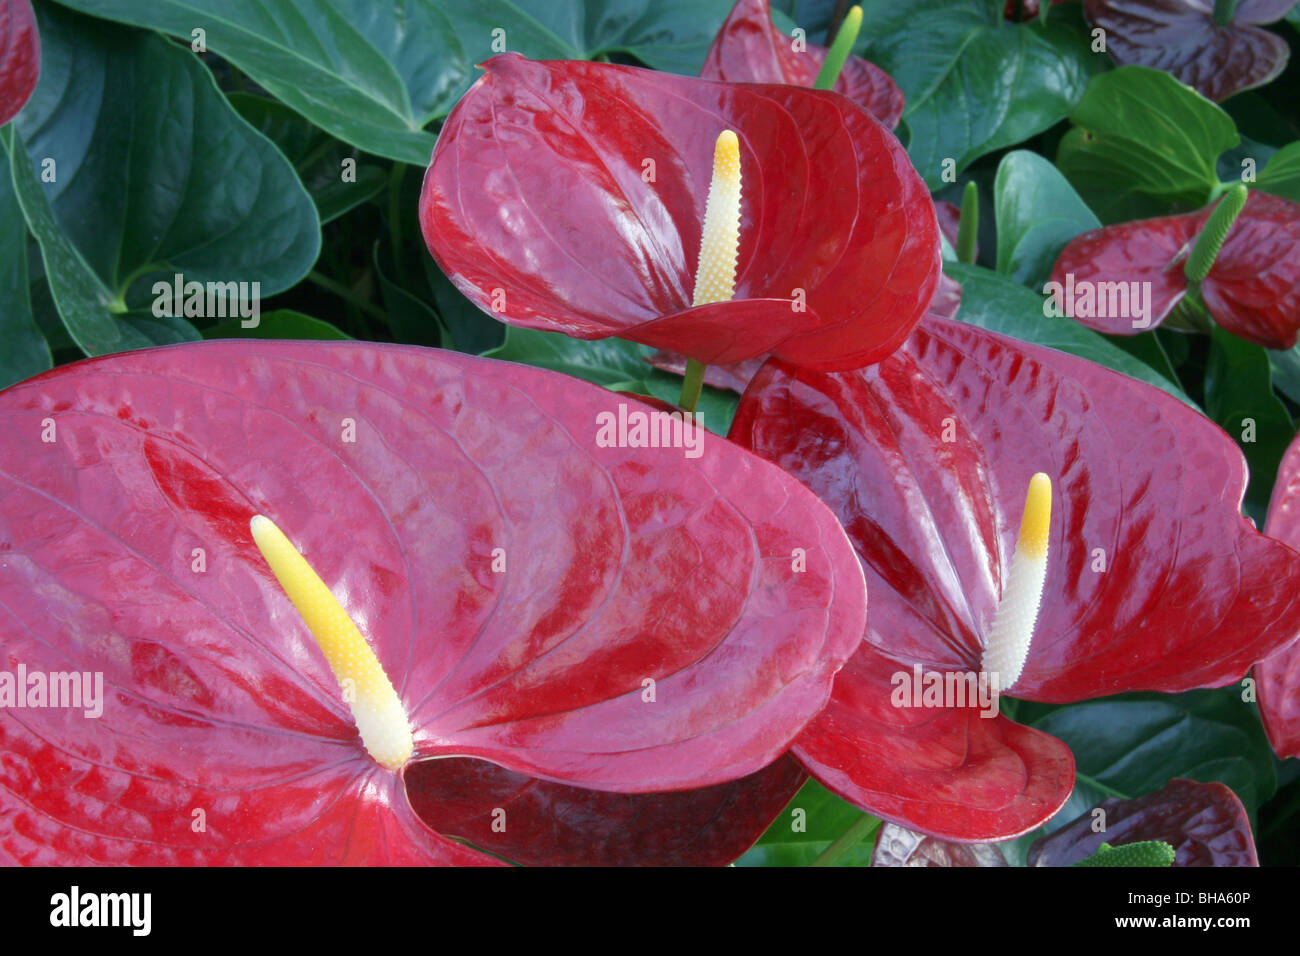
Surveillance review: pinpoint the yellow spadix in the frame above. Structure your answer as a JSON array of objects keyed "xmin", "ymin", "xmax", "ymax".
[{"xmin": 250, "ymin": 515, "xmax": 413, "ymax": 770}]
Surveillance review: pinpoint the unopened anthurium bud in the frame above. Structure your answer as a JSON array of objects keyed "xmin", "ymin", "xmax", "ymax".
[
  {"xmin": 692, "ymin": 129, "xmax": 742, "ymax": 307},
  {"xmin": 250, "ymin": 515, "xmax": 414, "ymax": 770},
  {"xmin": 981, "ymin": 473, "xmax": 1051, "ymax": 692},
  {"xmin": 1071, "ymin": 841, "xmax": 1176, "ymax": 867}
]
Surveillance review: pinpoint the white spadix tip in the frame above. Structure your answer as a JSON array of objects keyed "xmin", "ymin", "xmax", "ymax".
[
  {"xmin": 691, "ymin": 129, "xmax": 742, "ymax": 307},
  {"xmin": 250, "ymin": 514, "xmax": 413, "ymax": 770},
  {"xmin": 980, "ymin": 473, "xmax": 1051, "ymax": 693}
]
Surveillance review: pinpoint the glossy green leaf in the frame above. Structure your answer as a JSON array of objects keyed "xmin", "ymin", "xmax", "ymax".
[
  {"xmin": 1205, "ymin": 324, "xmax": 1295, "ymax": 521},
  {"xmin": 1057, "ymin": 67, "xmax": 1240, "ymax": 223},
  {"xmin": 202, "ymin": 309, "xmax": 351, "ymax": 340},
  {"xmin": 994, "ymin": 150, "xmax": 1100, "ymax": 288},
  {"xmin": 3, "ymin": 127, "xmax": 153, "ymax": 355},
  {"xmin": 1269, "ymin": 341, "xmax": 1300, "ymax": 404},
  {"xmin": 229, "ymin": 93, "xmax": 386, "ymax": 225},
  {"xmin": 945, "ymin": 262, "xmax": 1191, "ymax": 403},
  {"xmin": 856, "ymin": 0, "xmax": 1099, "ymax": 188},
  {"xmin": 1025, "ymin": 689, "xmax": 1278, "ymax": 828},
  {"xmin": 1256, "ymin": 141, "xmax": 1300, "ymax": 203},
  {"xmin": 52, "ymin": 0, "xmax": 742, "ymax": 164},
  {"xmin": 0, "ymin": 146, "xmax": 51, "ymax": 389},
  {"xmin": 12, "ymin": 5, "xmax": 319, "ymax": 354}
]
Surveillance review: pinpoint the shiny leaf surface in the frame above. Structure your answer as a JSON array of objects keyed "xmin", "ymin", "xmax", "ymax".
[
  {"xmin": 0, "ymin": 341, "xmax": 866, "ymax": 863},
  {"xmin": 1057, "ymin": 66, "xmax": 1239, "ymax": 222},
  {"xmin": 854, "ymin": 0, "xmax": 1099, "ymax": 188},
  {"xmin": 11, "ymin": 5, "xmax": 319, "ymax": 353},
  {"xmin": 52, "ymin": 0, "xmax": 749, "ymax": 164},
  {"xmin": 420, "ymin": 54, "xmax": 940, "ymax": 371},
  {"xmin": 994, "ymin": 150, "xmax": 1100, "ymax": 288}
]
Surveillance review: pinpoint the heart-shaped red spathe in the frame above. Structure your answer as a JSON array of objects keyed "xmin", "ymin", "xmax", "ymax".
[
  {"xmin": 1051, "ymin": 191, "xmax": 1300, "ymax": 349},
  {"xmin": 0, "ymin": 0, "xmax": 39, "ymax": 127},
  {"xmin": 1082, "ymin": 0, "xmax": 1293, "ymax": 102},
  {"xmin": 0, "ymin": 341, "xmax": 866, "ymax": 864},
  {"xmin": 420, "ymin": 53, "xmax": 940, "ymax": 372},
  {"xmin": 730, "ymin": 317, "xmax": 1300, "ymax": 840},
  {"xmin": 699, "ymin": 0, "xmax": 904, "ymax": 129},
  {"xmin": 1258, "ymin": 431, "xmax": 1300, "ymax": 760},
  {"xmin": 1028, "ymin": 778, "xmax": 1259, "ymax": 867},
  {"xmin": 406, "ymin": 754, "xmax": 805, "ymax": 867}
]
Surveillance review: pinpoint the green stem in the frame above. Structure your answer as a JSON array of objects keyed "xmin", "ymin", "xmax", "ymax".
[
  {"xmin": 813, "ymin": 5, "xmax": 863, "ymax": 91},
  {"xmin": 956, "ymin": 181, "xmax": 979, "ymax": 265},
  {"xmin": 307, "ymin": 270, "xmax": 386, "ymax": 323},
  {"xmin": 809, "ymin": 813, "xmax": 878, "ymax": 866},
  {"xmin": 1213, "ymin": 0, "xmax": 1238, "ymax": 26},
  {"xmin": 1185, "ymin": 183, "xmax": 1247, "ymax": 283},
  {"xmin": 679, "ymin": 358, "xmax": 707, "ymax": 414}
]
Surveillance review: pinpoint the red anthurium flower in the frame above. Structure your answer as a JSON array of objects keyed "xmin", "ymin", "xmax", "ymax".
[
  {"xmin": 1082, "ymin": 0, "xmax": 1293, "ymax": 102},
  {"xmin": 406, "ymin": 754, "xmax": 806, "ymax": 866},
  {"xmin": 0, "ymin": 0, "xmax": 40, "ymax": 126},
  {"xmin": 1029, "ymin": 779, "xmax": 1258, "ymax": 866},
  {"xmin": 730, "ymin": 317, "xmax": 1300, "ymax": 841},
  {"xmin": 700, "ymin": 0, "xmax": 904, "ymax": 129},
  {"xmin": 0, "ymin": 341, "xmax": 866, "ymax": 864},
  {"xmin": 420, "ymin": 54, "xmax": 940, "ymax": 373},
  {"xmin": 1258, "ymin": 431, "xmax": 1300, "ymax": 759},
  {"xmin": 1050, "ymin": 191, "xmax": 1300, "ymax": 350}
]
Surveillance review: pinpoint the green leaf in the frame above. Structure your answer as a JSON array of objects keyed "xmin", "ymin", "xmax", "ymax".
[
  {"xmin": 515, "ymin": 0, "xmax": 744, "ymax": 76},
  {"xmin": 13, "ymin": 5, "xmax": 319, "ymax": 354},
  {"xmin": 228, "ymin": 93, "xmax": 386, "ymax": 225},
  {"xmin": 945, "ymin": 262, "xmax": 1192, "ymax": 404},
  {"xmin": 1256, "ymin": 141, "xmax": 1300, "ymax": 203},
  {"xmin": 1268, "ymin": 341, "xmax": 1300, "ymax": 405},
  {"xmin": 202, "ymin": 309, "xmax": 351, "ymax": 340},
  {"xmin": 994, "ymin": 150, "xmax": 1100, "ymax": 289},
  {"xmin": 375, "ymin": 243, "xmax": 442, "ymax": 348},
  {"xmin": 3, "ymin": 127, "xmax": 154, "ymax": 355},
  {"xmin": 1204, "ymin": 324, "xmax": 1295, "ymax": 522},
  {"xmin": 1057, "ymin": 67, "xmax": 1240, "ymax": 223},
  {"xmin": 856, "ymin": 0, "xmax": 1100, "ymax": 188},
  {"xmin": 52, "ymin": 0, "xmax": 741, "ymax": 164},
  {"xmin": 1026, "ymin": 688, "xmax": 1278, "ymax": 822},
  {"xmin": 736, "ymin": 779, "xmax": 881, "ymax": 867},
  {"xmin": 0, "ymin": 147, "xmax": 52, "ymax": 389}
]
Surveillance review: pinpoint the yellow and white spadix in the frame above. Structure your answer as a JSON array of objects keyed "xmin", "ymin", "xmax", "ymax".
[
  {"xmin": 250, "ymin": 515, "xmax": 413, "ymax": 770},
  {"xmin": 691, "ymin": 129, "xmax": 742, "ymax": 307},
  {"xmin": 980, "ymin": 473, "xmax": 1051, "ymax": 693}
]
